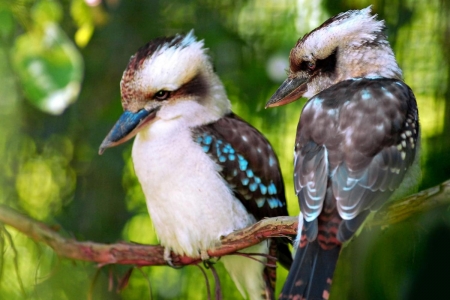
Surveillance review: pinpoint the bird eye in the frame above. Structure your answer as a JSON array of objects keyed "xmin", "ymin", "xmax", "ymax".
[
  {"xmin": 154, "ymin": 90, "xmax": 171, "ymax": 101},
  {"xmin": 307, "ymin": 61, "xmax": 316, "ymax": 70}
]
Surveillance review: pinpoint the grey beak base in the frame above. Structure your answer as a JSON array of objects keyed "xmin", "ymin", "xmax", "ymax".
[{"xmin": 99, "ymin": 108, "xmax": 158, "ymax": 154}]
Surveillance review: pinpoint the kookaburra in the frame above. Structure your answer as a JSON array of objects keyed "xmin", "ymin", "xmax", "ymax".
[
  {"xmin": 99, "ymin": 31, "xmax": 291, "ymax": 299},
  {"xmin": 266, "ymin": 7, "xmax": 421, "ymax": 300}
]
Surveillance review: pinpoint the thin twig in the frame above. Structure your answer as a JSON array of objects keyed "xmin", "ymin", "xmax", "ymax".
[
  {"xmin": 205, "ymin": 262, "xmax": 222, "ymax": 300},
  {"xmin": 195, "ymin": 264, "xmax": 211, "ymax": 300},
  {"xmin": 2, "ymin": 225, "xmax": 27, "ymax": 297},
  {"xmin": 135, "ymin": 267, "xmax": 153, "ymax": 300}
]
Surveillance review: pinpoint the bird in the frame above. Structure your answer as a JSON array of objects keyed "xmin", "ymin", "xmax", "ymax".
[
  {"xmin": 265, "ymin": 6, "xmax": 421, "ymax": 300},
  {"xmin": 99, "ymin": 31, "xmax": 291, "ymax": 299}
]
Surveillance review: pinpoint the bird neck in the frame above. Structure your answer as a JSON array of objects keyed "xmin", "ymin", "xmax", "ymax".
[
  {"xmin": 202, "ymin": 71, "xmax": 232, "ymax": 122},
  {"xmin": 337, "ymin": 42, "xmax": 403, "ymax": 81}
]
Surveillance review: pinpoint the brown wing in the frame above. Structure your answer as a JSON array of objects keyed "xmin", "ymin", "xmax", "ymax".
[
  {"xmin": 191, "ymin": 112, "xmax": 288, "ymax": 220},
  {"xmin": 295, "ymin": 78, "xmax": 419, "ymax": 241}
]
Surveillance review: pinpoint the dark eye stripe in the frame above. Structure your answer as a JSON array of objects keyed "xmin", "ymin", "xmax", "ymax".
[
  {"xmin": 171, "ymin": 72, "xmax": 209, "ymax": 101},
  {"xmin": 291, "ymin": 47, "xmax": 338, "ymax": 74}
]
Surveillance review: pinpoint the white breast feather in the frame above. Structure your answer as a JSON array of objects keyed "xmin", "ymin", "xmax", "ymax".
[
  {"xmin": 132, "ymin": 109, "xmax": 270, "ymax": 299},
  {"xmin": 132, "ymin": 112, "xmax": 253, "ymax": 257}
]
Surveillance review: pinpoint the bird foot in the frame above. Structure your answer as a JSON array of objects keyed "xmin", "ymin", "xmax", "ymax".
[
  {"xmin": 200, "ymin": 250, "xmax": 210, "ymax": 260},
  {"xmin": 163, "ymin": 247, "xmax": 171, "ymax": 262},
  {"xmin": 163, "ymin": 247, "xmax": 178, "ymax": 268}
]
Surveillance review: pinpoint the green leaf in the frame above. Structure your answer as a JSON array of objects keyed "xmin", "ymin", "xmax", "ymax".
[
  {"xmin": 31, "ymin": 0, "xmax": 63, "ymax": 25},
  {"xmin": 13, "ymin": 22, "xmax": 84, "ymax": 115}
]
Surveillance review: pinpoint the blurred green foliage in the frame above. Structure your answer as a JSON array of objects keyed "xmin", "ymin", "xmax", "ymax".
[
  {"xmin": 10, "ymin": 0, "xmax": 83, "ymax": 115},
  {"xmin": 0, "ymin": 0, "xmax": 449, "ymax": 299}
]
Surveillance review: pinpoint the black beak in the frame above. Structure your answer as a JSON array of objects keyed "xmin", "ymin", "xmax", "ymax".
[{"xmin": 265, "ymin": 76, "xmax": 307, "ymax": 108}]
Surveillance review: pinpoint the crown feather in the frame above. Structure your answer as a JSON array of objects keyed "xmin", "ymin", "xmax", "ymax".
[{"xmin": 294, "ymin": 6, "xmax": 385, "ymax": 61}]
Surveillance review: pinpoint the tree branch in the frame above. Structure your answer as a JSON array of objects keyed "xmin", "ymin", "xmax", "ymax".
[
  {"xmin": 0, "ymin": 179, "xmax": 449, "ymax": 267},
  {"xmin": 369, "ymin": 179, "xmax": 450, "ymax": 226}
]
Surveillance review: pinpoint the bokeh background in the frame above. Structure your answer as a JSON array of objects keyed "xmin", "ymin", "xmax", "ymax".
[{"xmin": 1, "ymin": 0, "xmax": 449, "ymax": 299}]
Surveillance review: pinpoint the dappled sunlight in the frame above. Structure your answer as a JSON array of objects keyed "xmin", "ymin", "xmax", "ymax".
[
  {"xmin": 237, "ymin": 0, "xmax": 298, "ymax": 53},
  {"xmin": 265, "ymin": 53, "xmax": 289, "ymax": 83},
  {"xmin": 1, "ymin": 0, "xmax": 449, "ymax": 299},
  {"xmin": 16, "ymin": 158, "xmax": 59, "ymax": 219},
  {"xmin": 395, "ymin": 1, "xmax": 447, "ymax": 140},
  {"xmin": 414, "ymin": 95, "xmax": 444, "ymax": 138},
  {"xmin": 1, "ymin": 228, "xmax": 62, "ymax": 299},
  {"xmin": 13, "ymin": 134, "xmax": 76, "ymax": 220},
  {"xmin": 122, "ymin": 149, "xmax": 147, "ymax": 213},
  {"xmin": 13, "ymin": 22, "xmax": 83, "ymax": 115},
  {"xmin": 122, "ymin": 213, "xmax": 158, "ymax": 245},
  {"xmin": 294, "ymin": 0, "xmax": 329, "ymax": 34},
  {"xmin": 121, "ymin": 267, "xmax": 184, "ymax": 299}
]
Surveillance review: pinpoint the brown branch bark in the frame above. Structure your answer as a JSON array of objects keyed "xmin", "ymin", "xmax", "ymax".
[
  {"xmin": 0, "ymin": 179, "xmax": 449, "ymax": 267},
  {"xmin": 370, "ymin": 179, "xmax": 450, "ymax": 226}
]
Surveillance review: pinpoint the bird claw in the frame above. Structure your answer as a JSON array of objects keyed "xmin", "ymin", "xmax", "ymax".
[
  {"xmin": 163, "ymin": 247, "xmax": 181, "ymax": 269},
  {"xmin": 164, "ymin": 248, "xmax": 212, "ymax": 269},
  {"xmin": 202, "ymin": 251, "xmax": 221, "ymax": 269},
  {"xmin": 163, "ymin": 247, "xmax": 172, "ymax": 262}
]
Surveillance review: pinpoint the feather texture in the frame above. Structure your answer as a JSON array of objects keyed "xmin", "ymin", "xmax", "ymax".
[{"xmin": 280, "ymin": 78, "xmax": 419, "ymax": 299}]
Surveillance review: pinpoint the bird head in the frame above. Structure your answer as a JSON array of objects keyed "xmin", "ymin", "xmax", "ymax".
[
  {"xmin": 266, "ymin": 6, "xmax": 403, "ymax": 107},
  {"xmin": 99, "ymin": 31, "xmax": 230, "ymax": 154}
]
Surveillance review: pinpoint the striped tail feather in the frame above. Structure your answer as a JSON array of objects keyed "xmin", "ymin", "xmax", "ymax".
[{"xmin": 279, "ymin": 238, "xmax": 341, "ymax": 300}]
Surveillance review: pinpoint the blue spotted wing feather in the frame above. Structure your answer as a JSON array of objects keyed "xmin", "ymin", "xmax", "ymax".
[
  {"xmin": 192, "ymin": 112, "xmax": 292, "ymax": 270},
  {"xmin": 192, "ymin": 112, "xmax": 288, "ymax": 220}
]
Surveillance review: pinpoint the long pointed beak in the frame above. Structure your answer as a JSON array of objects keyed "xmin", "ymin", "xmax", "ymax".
[
  {"xmin": 265, "ymin": 76, "xmax": 307, "ymax": 108},
  {"xmin": 99, "ymin": 106, "xmax": 160, "ymax": 155}
]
